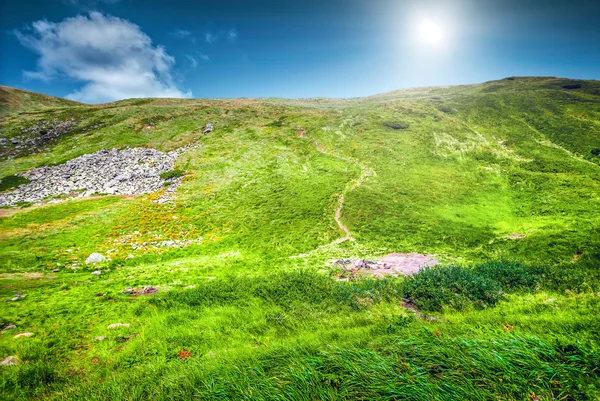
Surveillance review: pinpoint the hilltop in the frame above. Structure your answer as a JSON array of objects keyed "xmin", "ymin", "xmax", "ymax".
[
  {"xmin": 1, "ymin": 77, "xmax": 599, "ymax": 400},
  {"xmin": 0, "ymin": 86, "xmax": 83, "ymax": 114}
]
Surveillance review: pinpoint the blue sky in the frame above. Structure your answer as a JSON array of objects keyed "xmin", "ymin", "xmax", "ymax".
[{"xmin": 1, "ymin": 0, "xmax": 599, "ymax": 103}]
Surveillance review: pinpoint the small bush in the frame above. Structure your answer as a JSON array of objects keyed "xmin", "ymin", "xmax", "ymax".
[
  {"xmin": 402, "ymin": 265, "xmax": 503, "ymax": 311},
  {"xmin": 403, "ymin": 261, "xmax": 590, "ymax": 312},
  {"xmin": 591, "ymin": 148, "xmax": 600, "ymax": 156},
  {"xmin": 382, "ymin": 121, "xmax": 409, "ymax": 130},
  {"xmin": 473, "ymin": 261, "xmax": 543, "ymax": 291},
  {"xmin": 159, "ymin": 169, "xmax": 185, "ymax": 180},
  {"xmin": 0, "ymin": 174, "xmax": 30, "ymax": 192}
]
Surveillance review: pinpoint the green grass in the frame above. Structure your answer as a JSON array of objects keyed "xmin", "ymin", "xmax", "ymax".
[
  {"xmin": 1, "ymin": 77, "xmax": 599, "ymax": 400},
  {"xmin": 0, "ymin": 175, "xmax": 30, "ymax": 192},
  {"xmin": 159, "ymin": 169, "xmax": 185, "ymax": 180}
]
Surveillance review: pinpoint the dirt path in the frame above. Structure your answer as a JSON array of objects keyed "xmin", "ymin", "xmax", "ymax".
[{"xmin": 313, "ymin": 141, "xmax": 375, "ymax": 248}]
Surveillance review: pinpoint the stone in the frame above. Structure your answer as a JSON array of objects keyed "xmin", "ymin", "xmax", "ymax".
[
  {"xmin": 91, "ymin": 270, "xmax": 102, "ymax": 275},
  {"xmin": 126, "ymin": 254, "xmax": 135, "ymax": 259},
  {"xmin": 0, "ymin": 356, "xmax": 19, "ymax": 366},
  {"xmin": 92, "ymin": 336, "xmax": 105, "ymax": 341},
  {"xmin": 14, "ymin": 332, "xmax": 34, "ymax": 338},
  {"xmin": 0, "ymin": 145, "xmax": 200, "ymax": 207},
  {"xmin": 52, "ymin": 269, "xmax": 59, "ymax": 273},
  {"xmin": 86, "ymin": 253, "xmax": 106, "ymax": 264},
  {"xmin": 107, "ymin": 323, "xmax": 130, "ymax": 329},
  {"xmin": 3, "ymin": 325, "xmax": 16, "ymax": 331}
]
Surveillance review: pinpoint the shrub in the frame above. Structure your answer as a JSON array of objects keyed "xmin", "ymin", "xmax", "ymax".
[
  {"xmin": 402, "ymin": 265, "xmax": 503, "ymax": 311},
  {"xmin": 159, "ymin": 169, "xmax": 185, "ymax": 180},
  {"xmin": 0, "ymin": 174, "xmax": 30, "ymax": 192},
  {"xmin": 381, "ymin": 121, "xmax": 409, "ymax": 130},
  {"xmin": 473, "ymin": 261, "xmax": 543, "ymax": 291}
]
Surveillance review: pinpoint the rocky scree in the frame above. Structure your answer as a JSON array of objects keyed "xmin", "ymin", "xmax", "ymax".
[
  {"xmin": 0, "ymin": 145, "xmax": 197, "ymax": 206},
  {"xmin": 0, "ymin": 118, "xmax": 82, "ymax": 158}
]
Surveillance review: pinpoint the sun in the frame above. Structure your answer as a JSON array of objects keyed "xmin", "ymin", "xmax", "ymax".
[{"xmin": 418, "ymin": 19, "xmax": 445, "ymax": 47}]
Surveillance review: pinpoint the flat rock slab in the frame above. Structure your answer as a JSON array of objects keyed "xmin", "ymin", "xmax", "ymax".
[
  {"xmin": 334, "ymin": 253, "xmax": 439, "ymax": 277},
  {"xmin": 378, "ymin": 253, "xmax": 439, "ymax": 275},
  {"xmin": 107, "ymin": 323, "xmax": 130, "ymax": 329},
  {"xmin": 13, "ymin": 332, "xmax": 34, "ymax": 338}
]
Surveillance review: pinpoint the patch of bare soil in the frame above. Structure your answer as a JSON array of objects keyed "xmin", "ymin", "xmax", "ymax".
[{"xmin": 333, "ymin": 253, "xmax": 439, "ymax": 278}]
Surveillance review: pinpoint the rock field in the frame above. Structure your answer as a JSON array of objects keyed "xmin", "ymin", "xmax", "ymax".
[{"xmin": 0, "ymin": 145, "xmax": 197, "ymax": 206}]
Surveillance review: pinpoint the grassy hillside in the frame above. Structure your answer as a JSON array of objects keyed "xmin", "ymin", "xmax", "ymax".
[
  {"xmin": 1, "ymin": 77, "xmax": 599, "ymax": 400},
  {"xmin": 0, "ymin": 86, "xmax": 83, "ymax": 115}
]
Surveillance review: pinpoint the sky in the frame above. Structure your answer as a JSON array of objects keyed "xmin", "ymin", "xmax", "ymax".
[{"xmin": 0, "ymin": 0, "xmax": 599, "ymax": 103}]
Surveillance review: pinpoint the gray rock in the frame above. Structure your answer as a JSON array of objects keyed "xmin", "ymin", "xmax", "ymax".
[
  {"xmin": 92, "ymin": 336, "xmax": 105, "ymax": 341},
  {"xmin": 0, "ymin": 356, "xmax": 19, "ymax": 366},
  {"xmin": 13, "ymin": 332, "xmax": 34, "ymax": 338},
  {"xmin": 107, "ymin": 323, "xmax": 130, "ymax": 329},
  {"xmin": 0, "ymin": 145, "xmax": 199, "ymax": 207},
  {"xmin": 91, "ymin": 270, "xmax": 102, "ymax": 275},
  {"xmin": 86, "ymin": 253, "xmax": 106, "ymax": 264}
]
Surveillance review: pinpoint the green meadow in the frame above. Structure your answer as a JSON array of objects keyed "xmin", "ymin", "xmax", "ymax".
[{"xmin": 1, "ymin": 77, "xmax": 599, "ymax": 400}]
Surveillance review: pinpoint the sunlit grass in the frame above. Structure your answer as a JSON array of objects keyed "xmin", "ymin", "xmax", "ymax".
[{"xmin": 1, "ymin": 77, "xmax": 599, "ymax": 400}]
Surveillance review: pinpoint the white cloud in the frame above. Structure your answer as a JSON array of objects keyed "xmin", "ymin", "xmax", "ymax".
[
  {"xmin": 204, "ymin": 32, "xmax": 217, "ymax": 44},
  {"xmin": 227, "ymin": 29, "xmax": 238, "ymax": 42},
  {"xmin": 171, "ymin": 29, "xmax": 196, "ymax": 43},
  {"xmin": 204, "ymin": 29, "xmax": 238, "ymax": 44},
  {"xmin": 172, "ymin": 29, "xmax": 192, "ymax": 38},
  {"xmin": 63, "ymin": 0, "xmax": 122, "ymax": 7},
  {"xmin": 198, "ymin": 53, "xmax": 210, "ymax": 61},
  {"xmin": 185, "ymin": 55, "xmax": 198, "ymax": 69},
  {"xmin": 15, "ymin": 12, "xmax": 191, "ymax": 103}
]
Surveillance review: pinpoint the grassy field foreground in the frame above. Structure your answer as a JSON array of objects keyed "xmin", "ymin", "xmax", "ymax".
[{"xmin": 1, "ymin": 77, "xmax": 600, "ymax": 400}]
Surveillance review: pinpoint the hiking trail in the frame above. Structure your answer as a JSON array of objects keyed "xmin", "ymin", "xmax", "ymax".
[{"xmin": 314, "ymin": 141, "xmax": 375, "ymax": 248}]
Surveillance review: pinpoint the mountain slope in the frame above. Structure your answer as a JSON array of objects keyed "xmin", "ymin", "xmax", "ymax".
[
  {"xmin": 0, "ymin": 85, "xmax": 83, "ymax": 115},
  {"xmin": 0, "ymin": 77, "xmax": 599, "ymax": 401}
]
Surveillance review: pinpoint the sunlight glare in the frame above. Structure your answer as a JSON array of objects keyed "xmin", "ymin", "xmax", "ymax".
[{"xmin": 418, "ymin": 19, "xmax": 445, "ymax": 47}]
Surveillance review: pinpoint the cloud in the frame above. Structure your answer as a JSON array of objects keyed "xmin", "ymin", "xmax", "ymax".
[
  {"xmin": 63, "ymin": 0, "xmax": 122, "ymax": 7},
  {"xmin": 227, "ymin": 29, "xmax": 238, "ymax": 42},
  {"xmin": 171, "ymin": 29, "xmax": 196, "ymax": 43},
  {"xmin": 198, "ymin": 53, "xmax": 209, "ymax": 61},
  {"xmin": 185, "ymin": 55, "xmax": 198, "ymax": 69},
  {"xmin": 172, "ymin": 29, "xmax": 192, "ymax": 38},
  {"xmin": 204, "ymin": 32, "xmax": 217, "ymax": 44},
  {"xmin": 204, "ymin": 29, "xmax": 238, "ymax": 44},
  {"xmin": 14, "ymin": 12, "xmax": 191, "ymax": 103}
]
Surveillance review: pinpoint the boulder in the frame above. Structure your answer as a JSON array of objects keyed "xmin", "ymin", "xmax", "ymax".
[{"xmin": 86, "ymin": 253, "xmax": 106, "ymax": 264}]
